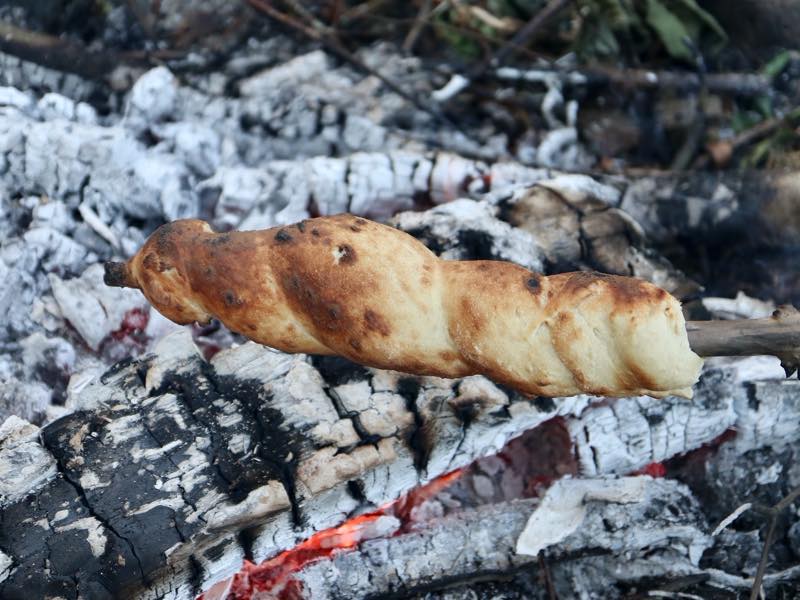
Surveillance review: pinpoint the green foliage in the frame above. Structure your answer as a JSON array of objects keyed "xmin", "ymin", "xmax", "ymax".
[
  {"xmin": 576, "ymin": 0, "xmax": 727, "ymax": 62},
  {"xmin": 432, "ymin": 12, "xmax": 483, "ymax": 59},
  {"xmin": 761, "ymin": 50, "xmax": 793, "ymax": 79},
  {"xmin": 742, "ymin": 107, "xmax": 800, "ymax": 168}
]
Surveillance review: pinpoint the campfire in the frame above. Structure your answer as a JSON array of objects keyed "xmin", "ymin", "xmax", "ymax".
[
  {"xmin": 1, "ymin": 2, "xmax": 800, "ymax": 600},
  {"xmin": 201, "ymin": 469, "xmax": 464, "ymax": 600}
]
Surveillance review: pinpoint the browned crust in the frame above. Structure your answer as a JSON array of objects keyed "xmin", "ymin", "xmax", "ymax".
[{"xmin": 111, "ymin": 215, "xmax": 699, "ymax": 397}]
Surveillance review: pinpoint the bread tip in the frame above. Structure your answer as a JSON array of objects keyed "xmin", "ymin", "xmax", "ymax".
[{"xmin": 104, "ymin": 261, "xmax": 138, "ymax": 289}]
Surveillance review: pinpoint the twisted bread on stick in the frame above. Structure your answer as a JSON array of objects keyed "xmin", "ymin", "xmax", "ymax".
[{"xmin": 104, "ymin": 215, "xmax": 703, "ymax": 398}]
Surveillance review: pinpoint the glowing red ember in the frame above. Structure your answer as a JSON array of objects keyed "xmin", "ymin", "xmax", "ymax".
[
  {"xmin": 633, "ymin": 462, "xmax": 667, "ymax": 478},
  {"xmin": 111, "ymin": 308, "xmax": 149, "ymax": 340},
  {"xmin": 199, "ymin": 468, "xmax": 465, "ymax": 600}
]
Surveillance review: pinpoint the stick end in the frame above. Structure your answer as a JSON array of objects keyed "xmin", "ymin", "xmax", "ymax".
[{"xmin": 104, "ymin": 261, "xmax": 138, "ymax": 289}]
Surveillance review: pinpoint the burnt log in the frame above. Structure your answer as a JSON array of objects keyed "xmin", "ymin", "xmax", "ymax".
[
  {"xmin": 0, "ymin": 329, "xmax": 591, "ymax": 599},
  {"xmin": 291, "ymin": 477, "xmax": 711, "ymax": 599},
  {"xmin": 1, "ymin": 323, "xmax": 796, "ymax": 599}
]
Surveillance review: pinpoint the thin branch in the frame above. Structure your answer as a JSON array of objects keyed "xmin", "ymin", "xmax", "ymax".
[
  {"xmin": 0, "ymin": 20, "xmax": 121, "ymax": 80},
  {"xmin": 697, "ymin": 112, "xmax": 799, "ymax": 168},
  {"xmin": 433, "ymin": 0, "xmax": 573, "ymax": 102},
  {"xmin": 749, "ymin": 486, "xmax": 800, "ymax": 600},
  {"xmin": 495, "ymin": 64, "xmax": 770, "ymax": 96},
  {"xmin": 338, "ymin": 0, "xmax": 394, "ymax": 26},
  {"xmin": 403, "ymin": 0, "xmax": 434, "ymax": 53},
  {"xmin": 538, "ymin": 553, "xmax": 559, "ymax": 600},
  {"xmin": 669, "ymin": 41, "xmax": 707, "ymax": 171},
  {"xmin": 478, "ymin": 0, "xmax": 572, "ymax": 77}
]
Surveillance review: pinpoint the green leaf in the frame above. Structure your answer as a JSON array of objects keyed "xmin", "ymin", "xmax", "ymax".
[
  {"xmin": 762, "ymin": 50, "xmax": 793, "ymax": 79},
  {"xmin": 730, "ymin": 108, "xmax": 762, "ymax": 134},
  {"xmin": 432, "ymin": 12, "xmax": 481, "ymax": 59},
  {"xmin": 755, "ymin": 95, "xmax": 774, "ymax": 119},
  {"xmin": 645, "ymin": 0, "xmax": 693, "ymax": 60},
  {"xmin": 595, "ymin": 0, "xmax": 640, "ymax": 30},
  {"xmin": 669, "ymin": 0, "xmax": 727, "ymax": 41},
  {"xmin": 574, "ymin": 11, "xmax": 621, "ymax": 58}
]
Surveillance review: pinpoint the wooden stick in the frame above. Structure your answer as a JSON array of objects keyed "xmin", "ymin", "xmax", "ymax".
[{"xmin": 686, "ymin": 306, "xmax": 800, "ymax": 374}]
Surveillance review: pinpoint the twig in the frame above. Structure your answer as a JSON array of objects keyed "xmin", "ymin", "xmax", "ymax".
[
  {"xmin": 538, "ymin": 553, "xmax": 559, "ymax": 600},
  {"xmin": 245, "ymin": 0, "xmax": 454, "ymax": 128},
  {"xmin": 494, "ymin": 65, "xmax": 770, "ymax": 96},
  {"xmin": 338, "ymin": 0, "xmax": 393, "ymax": 26},
  {"xmin": 433, "ymin": 0, "xmax": 573, "ymax": 102},
  {"xmin": 478, "ymin": 0, "xmax": 572, "ymax": 78},
  {"xmin": 669, "ymin": 41, "xmax": 707, "ymax": 171},
  {"xmin": 711, "ymin": 502, "xmax": 752, "ymax": 536},
  {"xmin": 403, "ymin": 0, "xmax": 434, "ymax": 53},
  {"xmin": 647, "ymin": 592, "xmax": 704, "ymax": 600},
  {"xmin": 696, "ymin": 115, "xmax": 792, "ymax": 169},
  {"xmin": 686, "ymin": 306, "xmax": 800, "ymax": 375},
  {"xmin": 749, "ymin": 486, "xmax": 800, "ymax": 600},
  {"xmin": 0, "ymin": 20, "xmax": 121, "ymax": 80}
]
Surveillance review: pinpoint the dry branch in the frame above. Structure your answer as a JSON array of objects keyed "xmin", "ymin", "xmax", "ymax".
[
  {"xmin": 494, "ymin": 65, "xmax": 770, "ymax": 96},
  {"xmin": 433, "ymin": 0, "xmax": 574, "ymax": 102},
  {"xmin": 0, "ymin": 21, "xmax": 120, "ymax": 81},
  {"xmin": 245, "ymin": 0, "xmax": 453, "ymax": 128}
]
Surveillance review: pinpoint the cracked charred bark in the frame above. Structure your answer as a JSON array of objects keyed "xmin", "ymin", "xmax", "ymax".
[
  {"xmin": 2, "ymin": 330, "xmax": 796, "ymax": 598},
  {"xmin": 293, "ymin": 477, "xmax": 711, "ymax": 600},
  {"xmin": 566, "ymin": 356, "xmax": 799, "ymax": 476},
  {"xmin": 0, "ymin": 331, "xmax": 591, "ymax": 599}
]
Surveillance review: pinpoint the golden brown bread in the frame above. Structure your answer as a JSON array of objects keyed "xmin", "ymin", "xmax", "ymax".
[{"xmin": 105, "ymin": 215, "xmax": 703, "ymax": 398}]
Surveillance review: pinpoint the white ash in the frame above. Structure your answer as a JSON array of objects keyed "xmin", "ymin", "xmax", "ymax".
[
  {"xmin": 0, "ymin": 87, "xmax": 34, "ymax": 111},
  {"xmin": 0, "ymin": 416, "xmax": 56, "ymax": 506},
  {"xmin": 568, "ymin": 356, "xmax": 787, "ymax": 476},
  {"xmin": 36, "ymin": 93, "xmax": 97, "ymax": 124},
  {"xmin": 126, "ymin": 66, "xmax": 179, "ymax": 130},
  {"xmin": 516, "ymin": 476, "xmax": 652, "ymax": 556},
  {"xmin": 294, "ymin": 477, "xmax": 711, "ymax": 600},
  {"xmin": 702, "ymin": 291, "xmax": 776, "ymax": 319},
  {"xmin": 0, "ymin": 380, "xmax": 51, "ymax": 425},
  {"xmin": 19, "ymin": 332, "xmax": 75, "ymax": 379},
  {"xmin": 49, "ymin": 264, "xmax": 149, "ymax": 352},
  {"xmin": 0, "ymin": 51, "xmax": 99, "ymax": 101},
  {"xmin": 389, "ymin": 199, "xmax": 545, "ymax": 272}
]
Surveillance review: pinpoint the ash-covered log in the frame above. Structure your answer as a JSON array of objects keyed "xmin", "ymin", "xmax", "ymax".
[
  {"xmin": 281, "ymin": 477, "xmax": 711, "ymax": 600},
  {"xmin": 0, "ymin": 329, "xmax": 591, "ymax": 599},
  {"xmin": 1, "ymin": 322, "xmax": 796, "ymax": 599}
]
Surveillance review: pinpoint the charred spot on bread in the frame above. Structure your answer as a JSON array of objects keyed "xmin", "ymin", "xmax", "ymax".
[
  {"xmin": 223, "ymin": 290, "xmax": 244, "ymax": 307},
  {"xmin": 364, "ymin": 309, "xmax": 391, "ymax": 336},
  {"xmin": 334, "ymin": 244, "xmax": 356, "ymax": 265},
  {"xmin": 275, "ymin": 229, "xmax": 293, "ymax": 243}
]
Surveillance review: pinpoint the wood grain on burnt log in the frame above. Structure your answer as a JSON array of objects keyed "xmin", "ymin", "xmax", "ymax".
[
  {"xmin": 567, "ymin": 356, "xmax": 797, "ymax": 476},
  {"xmin": 0, "ymin": 330, "xmax": 589, "ymax": 599},
  {"xmin": 292, "ymin": 477, "xmax": 710, "ymax": 599}
]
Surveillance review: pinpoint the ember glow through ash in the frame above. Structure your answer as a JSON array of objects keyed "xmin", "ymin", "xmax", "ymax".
[{"xmin": 200, "ymin": 468, "xmax": 465, "ymax": 600}]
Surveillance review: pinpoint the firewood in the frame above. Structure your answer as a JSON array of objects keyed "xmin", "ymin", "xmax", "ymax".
[
  {"xmin": 290, "ymin": 477, "xmax": 709, "ymax": 600},
  {"xmin": 1, "ymin": 330, "xmax": 795, "ymax": 598},
  {"xmin": 0, "ymin": 330, "xmax": 598, "ymax": 599}
]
